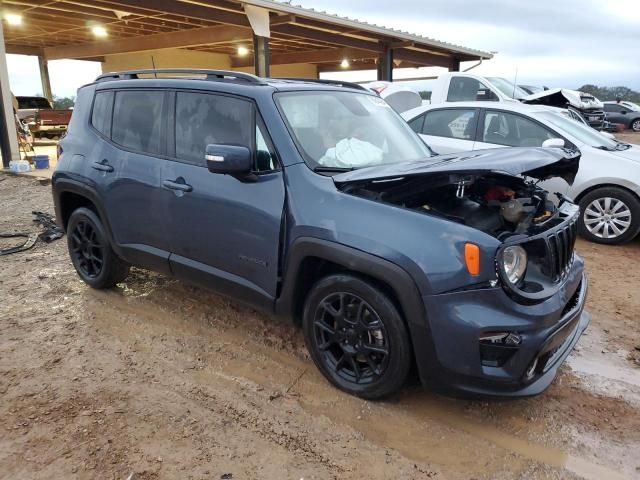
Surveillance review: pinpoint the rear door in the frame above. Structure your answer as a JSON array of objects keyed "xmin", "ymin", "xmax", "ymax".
[
  {"xmin": 102, "ymin": 89, "xmax": 172, "ymax": 273},
  {"xmin": 162, "ymin": 90, "xmax": 285, "ymax": 307},
  {"xmin": 408, "ymin": 108, "xmax": 479, "ymax": 153}
]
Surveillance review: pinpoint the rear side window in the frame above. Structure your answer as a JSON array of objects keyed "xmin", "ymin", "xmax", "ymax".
[
  {"xmin": 91, "ymin": 91, "xmax": 114, "ymax": 138},
  {"xmin": 447, "ymin": 77, "xmax": 497, "ymax": 102},
  {"xmin": 112, "ymin": 90, "xmax": 164, "ymax": 155},
  {"xmin": 423, "ymin": 109, "xmax": 478, "ymax": 140},
  {"xmin": 175, "ymin": 92, "xmax": 253, "ymax": 165}
]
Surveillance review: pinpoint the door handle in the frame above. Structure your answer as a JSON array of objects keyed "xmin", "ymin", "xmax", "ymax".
[
  {"xmin": 92, "ymin": 159, "xmax": 114, "ymax": 172},
  {"xmin": 163, "ymin": 178, "xmax": 193, "ymax": 192}
]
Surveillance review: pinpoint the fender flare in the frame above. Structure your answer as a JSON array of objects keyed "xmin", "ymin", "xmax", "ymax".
[{"xmin": 275, "ymin": 237, "xmax": 438, "ymax": 385}]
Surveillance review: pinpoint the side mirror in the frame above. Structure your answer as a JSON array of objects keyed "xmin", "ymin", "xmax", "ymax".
[
  {"xmin": 542, "ymin": 138, "xmax": 565, "ymax": 148},
  {"xmin": 205, "ymin": 144, "xmax": 252, "ymax": 176},
  {"xmin": 621, "ymin": 110, "xmax": 627, "ymax": 115}
]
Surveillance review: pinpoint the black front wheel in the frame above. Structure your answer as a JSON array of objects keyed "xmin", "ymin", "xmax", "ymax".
[
  {"xmin": 302, "ymin": 274, "xmax": 412, "ymax": 399},
  {"xmin": 67, "ymin": 207, "xmax": 129, "ymax": 288},
  {"xmin": 631, "ymin": 119, "xmax": 640, "ymax": 132}
]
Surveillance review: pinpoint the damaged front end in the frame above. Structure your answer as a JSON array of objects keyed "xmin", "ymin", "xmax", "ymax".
[
  {"xmin": 334, "ymin": 147, "xmax": 581, "ymax": 302},
  {"xmin": 522, "ymin": 88, "xmax": 605, "ymax": 129}
]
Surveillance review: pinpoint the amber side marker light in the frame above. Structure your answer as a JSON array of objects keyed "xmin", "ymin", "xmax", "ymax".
[{"xmin": 464, "ymin": 243, "xmax": 480, "ymax": 276}]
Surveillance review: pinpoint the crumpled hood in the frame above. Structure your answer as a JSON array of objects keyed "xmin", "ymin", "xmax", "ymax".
[
  {"xmin": 333, "ymin": 147, "xmax": 581, "ymax": 186},
  {"xmin": 522, "ymin": 88, "xmax": 603, "ymax": 110}
]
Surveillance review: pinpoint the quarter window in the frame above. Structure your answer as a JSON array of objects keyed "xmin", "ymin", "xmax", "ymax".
[
  {"xmin": 91, "ymin": 91, "xmax": 114, "ymax": 137},
  {"xmin": 111, "ymin": 90, "xmax": 164, "ymax": 155},
  {"xmin": 175, "ymin": 92, "xmax": 253, "ymax": 165},
  {"xmin": 422, "ymin": 109, "xmax": 478, "ymax": 140},
  {"xmin": 482, "ymin": 111, "xmax": 555, "ymax": 147}
]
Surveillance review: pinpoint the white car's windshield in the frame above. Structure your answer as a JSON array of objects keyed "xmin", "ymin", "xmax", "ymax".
[
  {"xmin": 275, "ymin": 91, "xmax": 433, "ymax": 169},
  {"xmin": 487, "ymin": 77, "xmax": 530, "ymax": 100},
  {"xmin": 539, "ymin": 111, "xmax": 620, "ymax": 150}
]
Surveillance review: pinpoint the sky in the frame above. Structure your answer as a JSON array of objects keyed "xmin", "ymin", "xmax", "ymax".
[{"xmin": 6, "ymin": 0, "xmax": 640, "ymax": 98}]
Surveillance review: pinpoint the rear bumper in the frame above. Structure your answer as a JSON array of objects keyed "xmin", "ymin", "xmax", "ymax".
[
  {"xmin": 418, "ymin": 267, "xmax": 589, "ymax": 398},
  {"xmin": 32, "ymin": 124, "xmax": 68, "ymax": 133}
]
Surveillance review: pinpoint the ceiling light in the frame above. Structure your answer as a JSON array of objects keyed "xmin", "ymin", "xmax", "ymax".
[
  {"xmin": 340, "ymin": 59, "xmax": 350, "ymax": 68},
  {"xmin": 5, "ymin": 14, "xmax": 22, "ymax": 26},
  {"xmin": 237, "ymin": 46, "xmax": 249, "ymax": 56},
  {"xmin": 91, "ymin": 25, "xmax": 108, "ymax": 38}
]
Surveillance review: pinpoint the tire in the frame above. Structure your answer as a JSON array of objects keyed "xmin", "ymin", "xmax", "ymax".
[
  {"xmin": 66, "ymin": 207, "xmax": 130, "ymax": 288},
  {"xmin": 631, "ymin": 119, "xmax": 640, "ymax": 132},
  {"xmin": 578, "ymin": 187, "xmax": 640, "ymax": 244},
  {"xmin": 302, "ymin": 274, "xmax": 412, "ymax": 399}
]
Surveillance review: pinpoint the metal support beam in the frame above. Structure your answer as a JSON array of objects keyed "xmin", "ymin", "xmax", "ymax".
[
  {"xmin": 0, "ymin": 22, "xmax": 20, "ymax": 168},
  {"xmin": 253, "ymin": 35, "xmax": 270, "ymax": 78},
  {"xmin": 38, "ymin": 56, "xmax": 53, "ymax": 104},
  {"xmin": 377, "ymin": 43, "xmax": 393, "ymax": 81}
]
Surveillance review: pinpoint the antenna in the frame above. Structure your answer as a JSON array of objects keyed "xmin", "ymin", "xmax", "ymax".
[
  {"xmin": 151, "ymin": 56, "xmax": 157, "ymax": 78},
  {"xmin": 512, "ymin": 67, "xmax": 518, "ymax": 99}
]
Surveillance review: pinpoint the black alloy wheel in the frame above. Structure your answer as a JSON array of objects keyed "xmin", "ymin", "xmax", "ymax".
[
  {"xmin": 313, "ymin": 292, "xmax": 390, "ymax": 384},
  {"xmin": 303, "ymin": 274, "xmax": 412, "ymax": 399},
  {"xmin": 66, "ymin": 207, "xmax": 129, "ymax": 288},
  {"xmin": 69, "ymin": 219, "xmax": 103, "ymax": 279}
]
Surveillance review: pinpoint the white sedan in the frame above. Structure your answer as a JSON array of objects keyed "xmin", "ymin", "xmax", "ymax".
[{"xmin": 402, "ymin": 101, "xmax": 640, "ymax": 244}]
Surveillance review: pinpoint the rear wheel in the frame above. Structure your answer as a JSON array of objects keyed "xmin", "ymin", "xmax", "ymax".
[
  {"xmin": 302, "ymin": 274, "xmax": 412, "ymax": 399},
  {"xmin": 578, "ymin": 187, "xmax": 640, "ymax": 244},
  {"xmin": 67, "ymin": 207, "xmax": 129, "ymax": 288}
]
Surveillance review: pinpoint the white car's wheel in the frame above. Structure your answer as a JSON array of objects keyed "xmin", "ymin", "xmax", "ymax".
[{"xmin": 578, "ymin": 187, "xmax": 640, "ymax": 244}]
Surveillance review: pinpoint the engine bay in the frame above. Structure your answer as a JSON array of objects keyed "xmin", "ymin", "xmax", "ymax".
[{"xmin": 340, "ymin": 172, "xmax": 564, "ymax": 240}]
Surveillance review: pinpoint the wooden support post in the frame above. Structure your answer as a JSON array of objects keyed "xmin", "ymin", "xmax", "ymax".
[
  {"xmin": 253, "ymin": 35, "xmax": 270, "ymax": 78},
  {"xmin": 377, "ymin": 43, "xmax": 393, "ymax": 81},
  {"xmin": 38, "ymin": 56, "xmax": 53, "ymax": 104},
  {"xmin": 0, "ymin": 22, "xmax": 20, "ymax": 167}
]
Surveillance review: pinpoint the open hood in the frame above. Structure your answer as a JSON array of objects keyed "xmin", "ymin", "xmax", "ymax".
[
  {"xmin": 333, "ymin": 147, "xmax": 580, "ymax": 186},
  {"xmin": 522, "ymin": 88, "xmax": 603, "ymax": 110}
]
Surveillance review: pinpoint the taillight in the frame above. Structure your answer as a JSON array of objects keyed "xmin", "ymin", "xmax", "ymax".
[{"xmin": 372, "ymin": 86, "xmax": 387, "ymax": 94}]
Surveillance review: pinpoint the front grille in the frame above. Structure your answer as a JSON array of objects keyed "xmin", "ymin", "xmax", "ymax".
[{"xmin": 546, "ymin": 217, "xmax": 578, "ymax": 280}]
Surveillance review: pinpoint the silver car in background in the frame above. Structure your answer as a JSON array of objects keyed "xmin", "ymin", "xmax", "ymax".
[{"xmin": 403, "ymin": 101, "xmax": 640, "ymax": 244}]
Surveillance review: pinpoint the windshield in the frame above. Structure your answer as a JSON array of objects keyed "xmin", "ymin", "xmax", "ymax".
[
  {"xmin": 16, "ymin": 96, "xmax": 51, "ymax": 109},
  {"xmin": 275, "ymin": 91, "xmax": 433, "ymax": 169},
  {"xmin": 538, "ymin": 111, "xmax": 620, "ymax": 149},
  {"xmin": 487, "ymin": 77, "xmax": 530, "ymax": 100},
  {"xmin": 623, "ymin": 101, "xmax": 640, "ymax": 112}
]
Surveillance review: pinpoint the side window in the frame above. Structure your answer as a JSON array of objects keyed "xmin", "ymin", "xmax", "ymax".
[
  {"xmin": 175, "ymin": 92, "xmax": 252, "ymax": 165},
  {"xmin": 482, "ymin": 111, "xmax": 554, "ymax": 147},
  {"xmin": 111, "ymin": 90, "xmax": 164, "ymax": 155},
  {"xmin": 255, "ymin": 121, "xmax": 278, "ymax": 171},
  {"xmin": 91, "ymin": 91, "xmax": 114, "ymax": 137},
  {"xmin": 408, "ymin": 114, "xmax": 425, "ymax": 133},
  {"xmin": 447, "ymin": 77, "xmax": 497, "ymax": 102},
  {"xmin": 422, "ymin": 109, "xmax": 478, "ymax": 140}
]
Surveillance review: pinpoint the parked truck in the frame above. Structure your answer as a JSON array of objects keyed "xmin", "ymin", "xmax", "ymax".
[
  {"xmin": 15, "ymin": 95, "xmax": 73, "ymax": 139},
  {"xmin": 428, "ymin": 73, "xmax": 605, "ymax": 129}
]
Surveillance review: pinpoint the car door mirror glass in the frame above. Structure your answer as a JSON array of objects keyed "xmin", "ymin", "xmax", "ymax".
[
  {"xmin": 542, "ymin": 138, "xmax": 565, "ymax": 148},
  {"xmin": 205, "ymin": 144, "xmax": 253, "ymax": 175}
]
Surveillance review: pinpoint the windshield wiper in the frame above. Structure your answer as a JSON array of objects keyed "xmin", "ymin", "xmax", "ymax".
[{"xmin": 313, "ymin": 166, "xmax": 355, "ymax": 173}]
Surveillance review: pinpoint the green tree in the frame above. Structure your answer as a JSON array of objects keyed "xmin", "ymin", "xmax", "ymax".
[{"xmin": 52, "ymin": 95, "xmax": 75, "ymax": 109}]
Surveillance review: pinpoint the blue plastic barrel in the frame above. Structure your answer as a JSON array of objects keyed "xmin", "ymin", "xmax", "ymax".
[{"xmin": 33, "ymin": 155, "xmax": 50, "ymax": 169}]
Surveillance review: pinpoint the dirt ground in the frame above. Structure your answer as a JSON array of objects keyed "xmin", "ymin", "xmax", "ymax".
[{"xmin": 1, "ymin": 173, "xmax": 639, "ymax": 480}]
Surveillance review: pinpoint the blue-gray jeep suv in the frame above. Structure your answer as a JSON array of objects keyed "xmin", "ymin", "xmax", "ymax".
[{"xmin": 52, "ymin": 69, "xmax": 589, "ymax": 399}]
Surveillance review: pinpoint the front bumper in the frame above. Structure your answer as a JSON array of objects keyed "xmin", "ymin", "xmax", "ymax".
[{"xmin": 419, "ymin": 264, "xmax": 589, "ymax": 398}]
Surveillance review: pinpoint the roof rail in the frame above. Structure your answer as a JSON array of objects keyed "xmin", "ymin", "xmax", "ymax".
[
  {"xmin": 95, "ymin": 69, "xmax": 266, "ymax": 85},
  {"xmin": 275, "ymin": 78, "xmax": 370, "ymax": 92}
]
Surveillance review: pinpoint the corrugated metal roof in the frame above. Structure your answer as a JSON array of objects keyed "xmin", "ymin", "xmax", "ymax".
[{"xmin": 242, "ymin": 0, "xmax": 494, "ymax": 59}]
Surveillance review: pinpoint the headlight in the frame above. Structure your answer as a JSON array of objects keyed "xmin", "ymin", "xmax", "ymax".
[{"xmin": 502, "ymin": 245, "xmax": 527, "ymax": 284}]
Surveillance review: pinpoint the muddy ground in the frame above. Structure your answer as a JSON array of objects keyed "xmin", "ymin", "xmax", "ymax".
[{"xmin": 1, "ymin": 173, "xmax": 639, "ymax": 480}]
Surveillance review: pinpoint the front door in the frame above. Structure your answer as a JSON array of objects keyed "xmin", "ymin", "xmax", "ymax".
[{"xmin": 162, "ymin": 90, "xmax": 285, "ymax": 308}]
